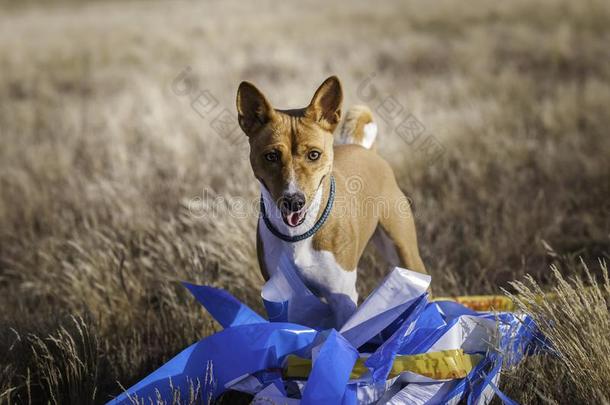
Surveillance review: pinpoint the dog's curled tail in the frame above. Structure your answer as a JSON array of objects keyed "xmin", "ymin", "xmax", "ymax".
[{"xmin": 337, "ymin": 105, "xmax": 377, "ymax": 150}]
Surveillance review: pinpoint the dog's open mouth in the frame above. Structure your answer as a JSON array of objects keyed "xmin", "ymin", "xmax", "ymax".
[{"xmin": 281, "ymin": 209, "xmax": 307, "ymax": 227}]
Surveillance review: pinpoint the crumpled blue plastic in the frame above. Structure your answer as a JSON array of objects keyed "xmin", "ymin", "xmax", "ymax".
[
  {"xmin": 183, "ymin": 283, "xmax": 267, "ymax": 328},
  {"xmin": 364, "ymin": 295, "xmax": 428, "ymax": 382},
  {"xmin": 108, "ymin": 280, "xmax": 544, "ymax": 405},
  {"xmin": 301, "ymin": 330, "xmax": 359, "ymax": 404}
]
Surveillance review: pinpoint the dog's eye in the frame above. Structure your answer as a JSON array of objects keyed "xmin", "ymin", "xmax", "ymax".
[
  {"xmin": 308, "ymin": 150, "xmax": 321, "ymax": 161},
  {"xmin": 264, "ymin": 151, "xmax": 280, "ymax": 162}
]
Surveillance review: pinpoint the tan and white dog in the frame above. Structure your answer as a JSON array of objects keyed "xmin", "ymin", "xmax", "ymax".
[{"xmin": 236, "ymin": 76, "xmax": 427, "ymax": 328}]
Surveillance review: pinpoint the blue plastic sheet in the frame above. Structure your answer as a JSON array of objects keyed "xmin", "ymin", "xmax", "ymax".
[
  {"xmin": 301, "ymin": 330, "xmax": 359, "ymax": 404},
  {"xmin": 183, "ymin": 283, "xmax": 267, "ymax": 328},
  {"xmin": 108, "ymin": 323, "xmax": 317, "ymax": 404},
  {"xmin": 108, "ymin": 267, "xmax": 544, "ymax": 404}
]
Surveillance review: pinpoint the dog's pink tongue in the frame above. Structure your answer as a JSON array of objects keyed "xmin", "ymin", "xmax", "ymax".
[{"xmin": 287, "ymin": 212, "xmax": 300, "ymax": 227}]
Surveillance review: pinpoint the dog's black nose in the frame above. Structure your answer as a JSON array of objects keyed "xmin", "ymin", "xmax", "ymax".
[{"xmin": 281, "ymin": 192, "xmax": 305, "ymax": 212}]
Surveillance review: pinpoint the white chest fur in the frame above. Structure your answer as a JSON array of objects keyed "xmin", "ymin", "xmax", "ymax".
[{"xmin": 259, "ymin": 184, "xmax": 359, "ymax": 327}]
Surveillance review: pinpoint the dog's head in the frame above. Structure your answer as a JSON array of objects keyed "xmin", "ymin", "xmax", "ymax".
[{"xmin": 237, "ymin": 76, "xmax": 342, "ymax": 227}]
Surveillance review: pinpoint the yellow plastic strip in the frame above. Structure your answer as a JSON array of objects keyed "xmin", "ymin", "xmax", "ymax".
[
  {"xmin": 431, "ymin": 291, "xmax": 568, "ymax": 312},
  {"xmin": 431, "ymin": 295, "xmax": 516, "ymax": 312},
  {"xmin": 285, "ymin": 349, "xmax": 482, "ymax": 380}
]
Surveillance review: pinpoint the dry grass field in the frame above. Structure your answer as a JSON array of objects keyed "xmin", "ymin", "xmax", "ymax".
[{"xmin": 0, "ymin": 0, "xmax": 609, "ymax": 403}]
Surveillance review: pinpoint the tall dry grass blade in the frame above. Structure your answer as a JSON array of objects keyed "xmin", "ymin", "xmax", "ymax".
[{"xmin": 502, "ymin": 261, "xmax": 610, "ymax": 403}]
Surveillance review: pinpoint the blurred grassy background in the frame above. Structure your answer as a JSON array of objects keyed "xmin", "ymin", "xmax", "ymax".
[{"xmin": 0, "ymin": 0, "xmax": 608, "ymax": 403}]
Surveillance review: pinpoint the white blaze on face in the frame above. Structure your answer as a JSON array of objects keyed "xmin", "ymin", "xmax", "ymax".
[
  {"xmin": 286, "ymin": 178, "xmax": 299, "ymax": 194},
  {"xmin": 283, "ymin": 173, "xmax": 306, "ymax": 227}
]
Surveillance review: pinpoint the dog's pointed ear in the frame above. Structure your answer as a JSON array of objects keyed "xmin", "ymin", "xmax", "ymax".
[
  {"xmin": 306, "ymin": 76, "xmax": 343, "ymax": 132},
  {"xmin": 236, "ymin": 81, "xmax": 274, "ymax": 135}
]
